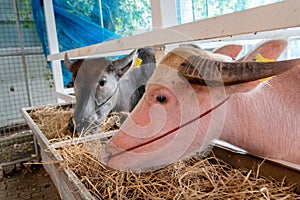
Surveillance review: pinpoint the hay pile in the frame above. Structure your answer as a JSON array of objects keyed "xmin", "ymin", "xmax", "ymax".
[
  {"xmin": 29, "ymin": 106, "xmax": 121, "ymax": 143},
  {"xmin": 30, "ymin": 106, "xmax": 73, "ymax": 141},
  {"xmin": 99, "ymin": 112, "xmax": 123, "ymax": 132},
  {"xmin": 58, "ymin": 142, "xmax": 299, "ymax": 200}
]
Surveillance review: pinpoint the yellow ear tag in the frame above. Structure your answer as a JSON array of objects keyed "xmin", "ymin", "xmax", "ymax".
[
  {"xmin": 255, "ymin": 53, "xmax": 275, "ymax": 62},
  {"xmin": 134, "ymin": 58, "xmax": 143, "ymax": 68},
  {"xmin": 255, "ymin": 53, "xmax": 275, "ymax": 83}
]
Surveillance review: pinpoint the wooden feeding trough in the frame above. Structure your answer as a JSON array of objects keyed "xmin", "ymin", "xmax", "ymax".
[
  {"xmin": 20, "ymin": 103, "xmax": 116, "ymax": 199},
  {"xmin": 21, "ymin": 103, "xmax": 300, "ymax": 199}
]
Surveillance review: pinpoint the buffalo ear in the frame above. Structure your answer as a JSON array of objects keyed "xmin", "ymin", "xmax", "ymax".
[
  {"xmin": 213, "ymin": 44, "xmax": 243, "ymax": 60},
  {"xmin": 64, "ymin": 53, "xmax": 84, "ymax": 73},
  {"xmin": 64, "ymin": 53, "xmax": 84, "ymax": 82},
  {"xmin": 109, "ymin": 50, "xmax": 137, "ymax": 78},
  {"xmin": 238, "ymin": 39, "xmax": 287, "ymax": 62},
  {"xmin": 228, "ymin": 39, "xmax": 288, "ymax": 94},
  {"xmin": 64, "ymin": 53, "xmax": 73, "ymax": 71},
  {"xmin": 117, "ymin": 60, "xmax": 133, "ymax": 78}
]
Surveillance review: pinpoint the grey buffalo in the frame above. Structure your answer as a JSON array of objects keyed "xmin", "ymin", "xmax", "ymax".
[{"xmin": 65, "ymin": 48, "xmax": 156, "ymax": 134}]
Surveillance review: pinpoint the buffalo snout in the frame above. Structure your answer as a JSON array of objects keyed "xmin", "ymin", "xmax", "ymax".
[{"xmin": 68, "ymin": 116, "xmax": 101, "ymax": 135}]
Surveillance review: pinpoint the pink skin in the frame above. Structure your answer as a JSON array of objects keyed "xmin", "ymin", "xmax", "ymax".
[
  {"xmin": 222, "ymin": 67, "xmax": 300, "ymax": 162},
  {"xmin": 103, "ymin": 40, "xmax": 299, "ymax": 172},
  {"xmin": 213, "ymin": 44, "xmax": 243, "ymax": 60}
]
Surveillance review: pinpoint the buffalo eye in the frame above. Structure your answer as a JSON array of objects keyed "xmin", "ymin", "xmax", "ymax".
[
  {"xmin": 98, "ymin": 77, "xmax": 107, "ymax": 87},
  {"xmin": 156, "ymin": 94, "xmax": 167, "ymax": 103}
]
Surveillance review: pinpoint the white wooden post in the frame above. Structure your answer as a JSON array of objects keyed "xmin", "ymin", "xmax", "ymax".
[
  {"xmin": 150, "ymin": 0, "xmax": 178, "ymax": 28},
  {"xmin": 150, "ymin": 0, "xmax": 178, "ymax": 62},
  {"xmin": 43, "ymin": 0, "xmax": 64, "ymax": 103}
]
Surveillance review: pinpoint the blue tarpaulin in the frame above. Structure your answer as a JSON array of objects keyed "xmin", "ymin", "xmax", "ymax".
[{"xmin": 31, "ymin": 0, "xmax": 120, "ymax": 85}]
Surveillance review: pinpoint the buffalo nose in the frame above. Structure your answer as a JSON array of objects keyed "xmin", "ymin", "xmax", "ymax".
[
  {"xmin": 68, "ymin": 117, "xmax": 76, "ymax": 134},
  {"xmin": 101, "ymin": 147, "xmax": 112, "ymax": 165}
]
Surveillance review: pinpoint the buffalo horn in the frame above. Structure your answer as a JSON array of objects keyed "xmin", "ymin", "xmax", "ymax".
[
  {"xmin": 64, "ymin": 53, "xmax": 73, "ymax": 71},
  {"xmin": 181, "ymin": 55, "xmax": 300, "ymax": 86}
]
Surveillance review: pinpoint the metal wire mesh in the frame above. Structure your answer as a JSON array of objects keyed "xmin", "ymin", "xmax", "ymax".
[{"xmin": 0, "ymin": 0, "xmax": 56, "ymax": 164}]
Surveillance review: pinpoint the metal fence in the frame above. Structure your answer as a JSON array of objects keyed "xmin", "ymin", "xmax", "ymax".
[{"xmin": 0, "ymin": 0, "xmax": 56, "ymax": 166}]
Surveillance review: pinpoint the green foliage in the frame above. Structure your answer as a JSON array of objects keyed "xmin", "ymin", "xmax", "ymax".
[
  {"xmin": 192, "ymin": 0, "xmax": 282, "ymax": 20},
  {"xmin": 63, "ymin": 0, "xmax": 152, "ymax": 36},
  {"xmin": 103, "ymin": 0, "xmax": 152, "ymax": 36},
  {"xmin": 66, "ymin": 0, "xmax": 95, "ymax": 17},
  {"xmin": 44, "ymin": 69, "xmax": 54, "ymax": 89},
  {"xmin": 4, "ymin": 0, "xmax": 34, "ymax": 29},
  {"xmin": 19, "ymin": 8, "xmax": 34, "ymax": 29}
]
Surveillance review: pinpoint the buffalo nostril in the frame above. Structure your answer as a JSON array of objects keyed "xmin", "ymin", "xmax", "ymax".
[
  {"xmin": 68, "ymin": 117, "xmax": 76, "ymax": 134},
  {"xmin": 101, "ymin": 149, "xmax": 112, "ymax": 165}
]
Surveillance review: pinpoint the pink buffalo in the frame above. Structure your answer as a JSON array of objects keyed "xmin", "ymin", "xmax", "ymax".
[{"xmin": 102, "ymin": 40, "xmax": 300, "ymax": 172}]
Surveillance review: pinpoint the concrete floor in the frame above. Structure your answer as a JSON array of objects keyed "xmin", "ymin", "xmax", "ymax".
[{"xmin": 0, "ymin": 165, "xmax": 61, "ymax": 200}]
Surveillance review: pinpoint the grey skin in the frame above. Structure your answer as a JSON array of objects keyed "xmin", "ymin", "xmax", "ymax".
[{"xmin": 65, "ymin": 48, "xmax": 156, "ymax": 134}]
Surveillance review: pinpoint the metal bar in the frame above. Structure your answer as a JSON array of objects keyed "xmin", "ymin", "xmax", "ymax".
[
  {"xmin": 205, "ymin": 0, "xmax": 208, "ymax": 18},
  {"xmin": 191, "ymin": 0, "xmax": 195, "ymax": 22},
  {"xmin": 0, "ymin": 157, "xmax": 34, "ymax": 167},
  {"xmin": 0, "ymin": 134, "xmax": 33, "ymax": 148},
  {"xmin": 0, "ymin": 52, "xmax": 43, "ymax": 57},
  {"xmin": 13, "ymin": 0, "xmax": 33, "ymax": 107},
  {"xmin": 0, "ymin": 47, "xmax": 43, "ymax": 57},
  {"xmin": 98, "ymin": 0, "xmax": 104, "ymax": 28},
  {"xmin": 48, "ymin": 0, "xmax": 300, "ymax": 61},
  {"xmin": 33, "ymin": 135, "xmax": 39, "ymax": 158}
]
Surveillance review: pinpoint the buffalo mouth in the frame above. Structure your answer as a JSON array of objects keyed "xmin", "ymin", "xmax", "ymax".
[{"xmin": 68, "ymin": 116, "xmax": 101, "ymax": 135}]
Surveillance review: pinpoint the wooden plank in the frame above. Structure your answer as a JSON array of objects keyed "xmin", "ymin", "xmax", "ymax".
[
  {"xmin": 48, "ymin": 0, "xmax": 300, "ymax": 61},
  {"xmin": 212, "ymin": 146, "xmax": 300, "ymax": 193},
  {"xmin": 51, "ymin": 130, "xmax": 117, "ymax": 149},
  {"xmin": 53, "ymin": 91, "xmax": 75, "ymax": 103},
  {"xmin": 41, "ymin": 149, "xmax": 96, "ymax": 200},
  {"xmin": 20, "ymin": 107, "xmax": 51, "ymax": 150}
]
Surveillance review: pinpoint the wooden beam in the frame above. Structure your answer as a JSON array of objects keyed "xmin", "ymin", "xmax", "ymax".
[{"xmin": 53, "ymin": 91, "xmax": 75, "ymax": 103}]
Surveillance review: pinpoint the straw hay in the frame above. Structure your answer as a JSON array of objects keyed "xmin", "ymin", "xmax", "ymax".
[
  {"xmin": 99, "ymin": 112, "xmax": 123, "ymax": 132},
  {"xmin": 30, "ymin": 105, "xmax": 300, "ymax": 199},
  {"xmin": 29, "ymin": 106, "xmax": 73, "ymax": 142},
  {"xmin": 29, "ymin": 106, "xmax": 121, "ymax": 143},
  {"xmin": 58, "ymin": 141, "xmax": 299, "ymax": 200}
]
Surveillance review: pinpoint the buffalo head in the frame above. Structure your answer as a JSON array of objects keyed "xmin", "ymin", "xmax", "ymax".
[{"xmin": 65, "ymin": 50, "xmax": 136, "ymax": 134}]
